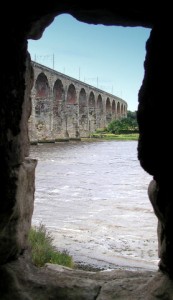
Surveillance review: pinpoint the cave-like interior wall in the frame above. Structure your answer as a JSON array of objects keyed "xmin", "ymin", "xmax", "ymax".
[
  {"xmin": 0, "ymin": 1, "xmax": 172, "ymax": 294},
  {"xmin": 137, "ymin": 23, "xmax": 173, "ymax": 277}
]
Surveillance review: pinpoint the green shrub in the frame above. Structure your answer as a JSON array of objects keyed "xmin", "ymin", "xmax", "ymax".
[
  {"xmin": 28, "ymin": 223, "xmax": 74, "ymax": 268},
  {"xmin": 107, "ymin": 111, "xmax": 139, "ymax": 134}
]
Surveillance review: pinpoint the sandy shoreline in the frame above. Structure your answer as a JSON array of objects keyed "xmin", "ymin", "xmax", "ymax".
[{"xmin": 51, "ymin": 229, "xmax": 159, "ymax": 272}]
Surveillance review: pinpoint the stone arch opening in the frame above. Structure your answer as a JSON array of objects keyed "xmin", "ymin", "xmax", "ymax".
[
  {"xmin": 66, "ymin": 83, "xmax": 79, "ymax": 138},
  {"xmin": 106, "ymin": 97, "xmax": 112, "ymax": 125},
  {"xmin": 106, "ymin": 98, "xmax": 111, "ymax": 113},
  {"xmin": 79, "ymin": 88, "xmax": 88, "ymax": 137},
  {"xmin": 117, "ymin": 101, "xmax": 121, "ymax": 118},
  {"xmin": 97, "ymin": 95, "xmax": 103, "ymax": 111},
  {"xmin": 89, "ymin": 91, "xmax": 95, "ymax": 108},
  {"xmin": 34, "ymin": 72, "xmax": 51, "ymax": 140},
  {"xmin": 53, "ymin": 79, "xmax": 65, "ymax": 138},
  {"xmin": 28, "ymin": 20, "xmax": 155, "ymax": 274},
  {"xmin": 28, "ymin": 23, "xmax": 155, "ymax": 275},
  {"xmin": 67, "ymin": 83, "xmax": 77, "ymax": 104},
  {"xmin": 53, "ymin": 79, "xmax": 65, "ymax": 114},
  {"xmin": 122, "ymin": 104, "xmax": 125, "ymax": 117},
  {"xmin": 53, "ymin": 79, "xmax": 64, "ymax": 103},
  {"xmin": 35, "ymin": 72, "xmax": 49, "ymax": 99},
  {"xmin": 121, "ymin": 103, "xmax": 124, "ymax": 117},
  {"xmin": 124, "ymin": 104, "xmax": 127, "ymax": 116},
  {"xmin": 79, "ymin": 88, "xmax": 87, "ymax": 114},
  {"xmin": 112, "ymin": 100, "xmax": 116, "ymax": 118},
  {"xmin": 97, "ymin": 94, "xmax": 104, "ymax": 128},
  {"xmin": 88, "ymin": 91, "xmax": 96, "ymax": 133}
]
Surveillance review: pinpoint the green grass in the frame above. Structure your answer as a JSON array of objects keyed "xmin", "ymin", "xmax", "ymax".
[
  {"xmin": 28, "ymin": 223, "xmax": 74, "ymax": 268},
  {"xmin": 89, "ymin": 133, "xmax": 139, "ymax": 141}
]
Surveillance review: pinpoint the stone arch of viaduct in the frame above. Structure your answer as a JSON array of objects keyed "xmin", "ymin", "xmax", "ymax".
[{"xmin": 29, "ymin": 61, "xmax": 127, "ymax": 142}]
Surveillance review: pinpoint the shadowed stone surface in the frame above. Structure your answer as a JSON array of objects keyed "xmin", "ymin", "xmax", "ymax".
[
  {"xmin": 1, "ymin": 2, "xmax": 173, "ymax": 299},
  {"xmin": 1, "ymin": 255, "xmax": 173, "ymax": 300}
]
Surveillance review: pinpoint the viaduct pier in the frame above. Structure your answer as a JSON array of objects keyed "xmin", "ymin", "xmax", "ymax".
[{"xmin": 29, "ymin": 61, "xmax": 127, "ymax": 142}]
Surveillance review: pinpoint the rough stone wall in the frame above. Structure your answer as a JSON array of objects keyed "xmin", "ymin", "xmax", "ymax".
[
  {"xmin": 29, "ymin": 62, "xmax": 127, "ymax": 141},
  {"xmin": 0, "ymin": 30, "xmax": 37, "ymax": 264},
  {"xmin": 137, "ymin": 23, "xmax": 173, "ymax": 278},
  {"xmin": 1, "ymin": 2, "xmax": 173, "ymax": 299}
]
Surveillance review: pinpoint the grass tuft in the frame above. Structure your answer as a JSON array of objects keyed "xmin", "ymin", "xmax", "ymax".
[
  {"xmin": 90, "ymin": 133, "xmax": 139, "ymax": 141},
  {"xmin": 28, "ymin": 223, "xmax": 74, "ymax": 268}
]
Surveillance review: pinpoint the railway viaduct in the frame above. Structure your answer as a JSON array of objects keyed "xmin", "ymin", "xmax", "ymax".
[{"xmin": 29, "ymin": 61, "xmax": 127, "ymax": 142}]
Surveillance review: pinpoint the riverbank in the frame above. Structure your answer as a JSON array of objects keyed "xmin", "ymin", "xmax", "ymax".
[
  {"xmin": 30, "ymin": 133, "xmax": 139, "ymax": 145},
  {"xmin": 51, "ymin": 227, "xmax": 158, "ymax": 273},
  {"xmin": 82, "ymin": 133, "xmax": 139, "ymax": 141}
]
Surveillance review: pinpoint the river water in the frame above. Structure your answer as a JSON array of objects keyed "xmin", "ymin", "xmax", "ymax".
[{"xmin": 29, "ymin": 140, "xmax": 158, "ymax": 271}]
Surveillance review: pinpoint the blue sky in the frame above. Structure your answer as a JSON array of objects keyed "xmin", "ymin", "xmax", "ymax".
[{"xmin": 28, "ymin": 14, "xmax": 151, "ymax": 111}]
